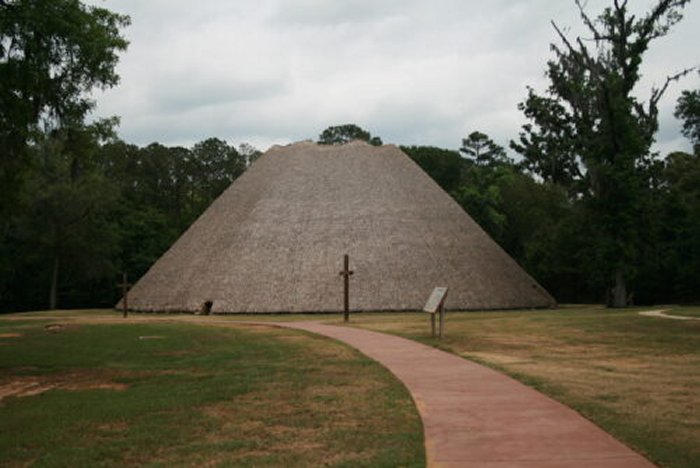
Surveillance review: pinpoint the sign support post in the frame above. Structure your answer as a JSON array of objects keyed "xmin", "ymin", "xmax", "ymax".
[
  {"xmin": 339, "ymin": 254, "xmax": 354, "ymax": 322},
  {"xmin": 423, "ymin": 287, "xmax": 448, "ymax": 338},
  {"xmin": 439, "ymin": 300, "xmax": 445, "ymax": 338}
]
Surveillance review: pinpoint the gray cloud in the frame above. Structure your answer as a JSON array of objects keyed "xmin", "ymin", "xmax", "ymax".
[
  {"xmin": 273, "ymin": 0, "xmax": 405, "ymax": 26},
  {"xmin": 88, "ymin": 0, "xmax": 699, "ymax": 155},
  {"xmin": 151, "ymin": 77, "xmax": 287, "ymax": 113}
]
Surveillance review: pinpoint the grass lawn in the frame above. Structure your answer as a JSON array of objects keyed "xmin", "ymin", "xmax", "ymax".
[
  {"xmin": 0, "ymin": 317, "xmax": 424, "ymax": 467},
  {"xmin": 348, "ymin": 306, "xmax": 700, "ymax": 468}
]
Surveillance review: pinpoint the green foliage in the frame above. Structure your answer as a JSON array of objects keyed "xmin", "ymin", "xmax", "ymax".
[
  {"xmin": 460, "ymin": 131, "xmax": 510, "ymax": 167},
  {"xmin": 402, "ymin": 133, "xmax": 589, "ymax": 302},
  {"xmin": 450, "ymin": 133, "xmax": 518, "ymax": 248},
  {"xmin": 510, "ymin": 90, "xmax": 582, "ymax": 190},
  {"xmin": 400, "ymin": 145, "xmax": 464, "ymax": 193},
  {"xmin": 0, "ymin": 0, "xmax": 131, "ymax": 310},
  {"xmin": 101, "ymin": 138, "xmax": 247, "ymax": 233},
  {"xmin": 191, "ymin": 138, "xmax": 247, "ymax": 211},
  {"xmin": 452, "ymin": 165, "xmax": 513, "ymax": 243},
  {"xmin": 115, "ymin": 204, "xmax": 174, "ymax": 281},
  {"xmin": 406, "ymin": 127, "xmax": 700, "ymax": 304},
  {"xmin": 0, "ymin": 0, "xmax": 129, "ymax": 217},
  {"xmin": 13, "ymin": 122, "xmax": 121, "ymax": 309},
  {"xmin": 675, "ymin": 82, "xmax": 700, "ymax": 154},
  {"xmin": 0, "ymin": 133, "xmax": 254, "ymax": 312},
  {"xmin": 451, "ymin": 161, "xmax": 586, "ymax": 301},
  {"xmin": 101, "ymin": 138, "xmax": 249, "ymax": 296},
  {"xmin": 511, "ymin": 0, "xmax": 693, "ymax": 307},
  {"xmin": 318, "ymin": 124, "xmax": 383, "ymax": 146},
  {"xmin": 499, "ymin": 176, "xmax": 571, "ymax": 267},
  {"xmin": 635, "ymin": 152, "xmax": 700, "ymax": 303}
]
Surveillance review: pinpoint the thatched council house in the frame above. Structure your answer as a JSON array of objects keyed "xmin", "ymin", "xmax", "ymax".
[{"xmin": 123, "ymin": 141, "xmax": 555, "ymax": 313}]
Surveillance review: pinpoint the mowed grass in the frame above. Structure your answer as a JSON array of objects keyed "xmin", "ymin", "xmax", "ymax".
[
  {"xmin": 348, "ymin": 306, "xmax": 700, "ymax": 468},
  {"xmin": 0, "ymin": 318, "xmax": 424, "ymax": 467}
]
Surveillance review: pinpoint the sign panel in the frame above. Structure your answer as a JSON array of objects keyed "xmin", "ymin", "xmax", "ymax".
[{"xmin": 423, "ymin": 287, "xmax": 448, "ymax": 313}]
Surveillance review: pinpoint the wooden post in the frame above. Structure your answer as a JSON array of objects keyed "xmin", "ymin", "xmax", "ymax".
[
  {"xmin": 338, "ymin": 254, "xmax": 354, "ymax": 322},
  {"xmin": 438, "ymin": 301, "xmax": 445, "ymax": 338},
  {"xmin": 118, "ymin": 272, "xmax": 131, "ymax": 318},
  {"xmin": 431, "ymin": 313, "xmax": 436, "ymax": 338}
]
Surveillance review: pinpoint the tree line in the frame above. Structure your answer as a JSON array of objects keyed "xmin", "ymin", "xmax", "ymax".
[
  {"xmin": 1, "ymin": 0, "xmax": 698, "ymax": 311},
  {"xmin": 404, "ymin": 120, "xmax": 699, "ymax": 306},
  {"xmin": 0, "ymin": 129, "xmax": 259, "ymax": 311}
]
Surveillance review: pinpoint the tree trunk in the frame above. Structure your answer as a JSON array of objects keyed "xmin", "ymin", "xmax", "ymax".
[
  {"xmin": 611, "ymin": 269, "xmax": 627, "ymax": 308},
  {"xmin": 49, "ymin": 256, "xmax": 59, "ymax": 310}
]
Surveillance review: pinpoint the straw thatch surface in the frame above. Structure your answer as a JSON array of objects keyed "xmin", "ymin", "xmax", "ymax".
[{"xmin": 122, "ymin": 141, "xmax": 555, "ymax": 313}]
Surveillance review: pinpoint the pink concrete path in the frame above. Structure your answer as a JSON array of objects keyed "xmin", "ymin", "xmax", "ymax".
[{"xmin": 274, "ymin": 321, "xmax": 654, "ymax": 468}]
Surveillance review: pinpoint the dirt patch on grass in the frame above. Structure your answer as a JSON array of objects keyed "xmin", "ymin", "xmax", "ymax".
[
  {"xmin": 93, "ymin": 421, "xmax": 130, "ymax": 438},
  {"xmin": 96, "ymin": 422, "xmax": 129, "ymax": 432},
  {"xmin": 0, "ymin": 369, "xmax": 130, "ymax": 402},
  {"xmin": 200, "ymin": 400, "xmax": 324, "ymax": 447},
  {"xmin": 153, "ymin": 349, "xmax": 193, "ymax": 356},
  {"xmin": 0, "ymin": 333, "xmax": 22, "ymax": 338}
]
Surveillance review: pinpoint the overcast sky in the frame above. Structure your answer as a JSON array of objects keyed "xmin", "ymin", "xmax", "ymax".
[{"xmin": 88, "ymin": 0, "xmax": 700, "ymax": 156}]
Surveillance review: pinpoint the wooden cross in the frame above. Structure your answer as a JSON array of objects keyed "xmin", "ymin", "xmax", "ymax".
[
  {"xmin": 338, "ymin": 254, "xmax": 354, "ymax": 322},
  {"xmin": 117, "ymin": 272, "xmax": 132, "ymax": 318}
]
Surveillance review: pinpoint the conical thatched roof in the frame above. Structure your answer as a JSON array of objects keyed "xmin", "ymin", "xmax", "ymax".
[{"xmin": 123, "ymin": 141, "xmax": 555, "ymax": 313}]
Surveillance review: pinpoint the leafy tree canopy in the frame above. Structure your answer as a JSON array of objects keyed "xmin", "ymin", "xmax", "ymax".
[
  {"xmin": 318, "ymin": 124, "xmax": 382, "ymax": 146},
  {"xmin": 0, "ymin": 0, "xmax": 129, "ymax": 215},
  {"xmin": 460, "ymin": 131, "xmax": 511, "ymax": 167},
  {"xmin": 511, "ymin": 0, "xmax": 693, "ymax": 307},
  {"xmin": 401, "ymin": 145, "xmax": 464, "ymax": 193},
  {"xmin": 19, "ymin": 120, "xmax": 121, "ymax": 309},
  {"xmin": 675, "ymin": 79, "xmax": 700, "ymax": 155}
]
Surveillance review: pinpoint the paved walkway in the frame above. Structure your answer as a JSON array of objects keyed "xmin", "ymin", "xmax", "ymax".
[
  {"xmin": 275, "ymin": 322, "xmax": 654, "ymax": 468},
  {"xmin": 638, "ymin": 309, "xmax": 700, "ymax": 321}
]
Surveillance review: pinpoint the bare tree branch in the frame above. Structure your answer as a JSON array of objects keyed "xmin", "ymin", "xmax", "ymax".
[
  {"xmin": 575, "ymin": 0, "xmax": 604, "ymax": 40},
  {"xmin": 575, "ymin": 37, "xmax": 598, "ymax": 71},
  {"xmin": 650, "ymin": 67, "xmax": 696, "ymax": 108},
  {"xmin": 551, "ymin": 20, "xmax": 577, "ymax": 54}
]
